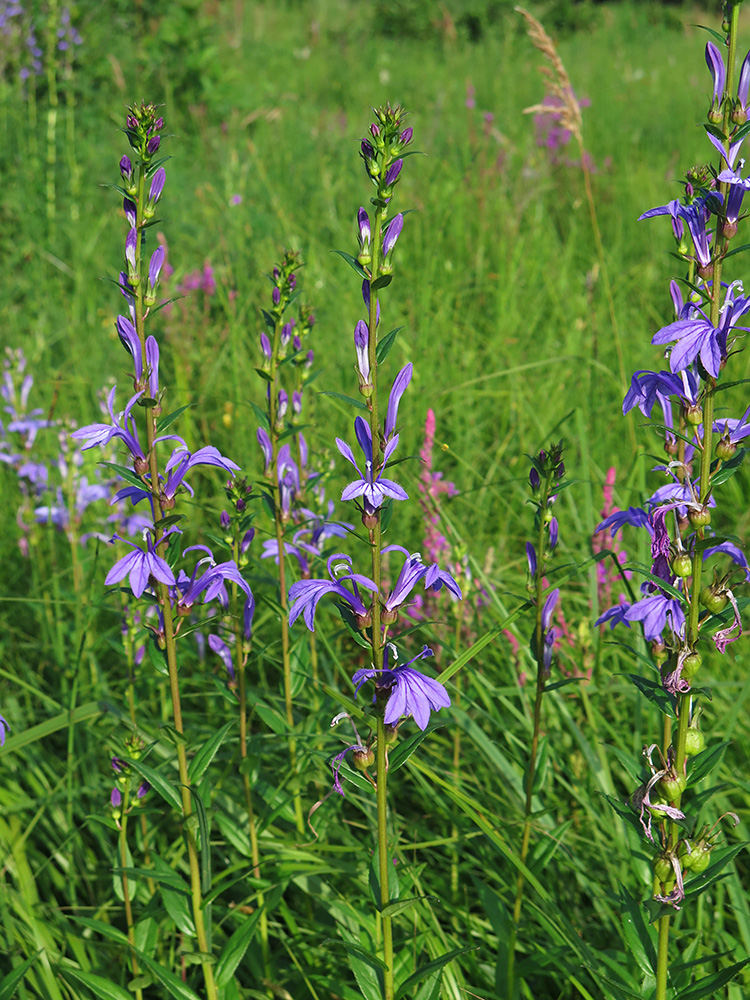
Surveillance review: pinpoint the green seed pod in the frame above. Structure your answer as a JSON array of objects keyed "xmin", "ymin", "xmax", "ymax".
[
  {"xmin": 653, "ymin": 855, "xmax": 673, "ymax": 882},
  {"xmin": 688, "ymin": 506, "xmax": 711, "ymax": 528},
  {"xmin": 681, "ymin": 651, "xmax": 703, "ymax": 680},
  {"xmin": 659, "ymin": 772, "xmax": 687, "ymax": 800},
  {"xmin": 716, "ymin": 437, "xmax": 737, "ymax": 460},
  {"xmin": 353, "ymin": 747, "xmax": 375, "ymax": 771},
  {"xmin": 685, "ymin": 404, "xmax": 703, "ymax": 426},
  {"xmin": 671, "ymin": 553, "xmax": 693, "ymax": 578},
  {"xmin": 685, "ymin": 727, "xmax": 706, "ymax": 756},
  {"xmin": 700, "ymin": 587, "xmax": 728, "ymax": 614}
]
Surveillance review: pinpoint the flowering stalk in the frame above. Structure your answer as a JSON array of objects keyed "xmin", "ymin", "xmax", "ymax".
[
  {"xmin": 259, "ymin": 251, "xmax": 307, "ymax": 835},
  {"xmin": 289, "ymin": 106, "xmax": 459, "ymax": 1000},
  {"xmin": 595, "ymin": 9, "xmax": 747, "ymax": 994},
  {"xmin": 70, "ymin": 104, "xmax": 253, "ymax": 1000},
  {"xmin": 506, "ymin": 444, "xmax": 564, "ymax": 996},
  {"xmin": 110, "ymin": 744, "xmax": 147, "ymax": 1000}
]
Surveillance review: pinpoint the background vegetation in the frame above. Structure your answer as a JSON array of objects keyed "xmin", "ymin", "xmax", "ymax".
[{"xmin": 1, "ymin": 1, "xmax": 749, "ymax": 998}]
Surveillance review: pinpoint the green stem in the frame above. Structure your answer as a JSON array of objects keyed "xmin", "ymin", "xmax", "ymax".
[
  {"xmin": 376, "ymin": 717, "xmax": 394, "ymax": 1000},
  {"xmin": 118, "ymin": 788, "xmax": 143, "ymax": 1000},
  {"xmin": 131, "ymin": 155, "xmax": 217, "ymax": 1000},
  {"xmin": 232, "ymin": 536, "xmax": 271, "ymax": 975},
  {"xmin": 268, "ymin": 311, "xmax": 305, "ymax": 836},
  {"xmin": 508, "ymin": 486, "xmax": 551, "ymax": 997}
]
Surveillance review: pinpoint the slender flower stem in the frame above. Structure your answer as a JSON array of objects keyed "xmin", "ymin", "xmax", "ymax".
[
  {"xmin": 231, "ymin": 536, "xmax": 271, "ymax": 974},
  {"xmin": 655, "ymin": 10, "xmax": 739, "ymax": 993},
  {"xmin": 507, "ymin": 499, "xmax": 549, "ymax": 995},
  {"xmin": 118, "ymin": 788, "xmax": 143, "ymax": 1000},
  {"xmin": 131, "ymin": 153, "xmax": 218, "ymax": 1000},
  {"xmin": 376, "ymin": 716, "xmax": 394, "ymax": 1000},
  {"xmin": 268, "ymin": 308, "xmax": 305, "ymax": 836}
]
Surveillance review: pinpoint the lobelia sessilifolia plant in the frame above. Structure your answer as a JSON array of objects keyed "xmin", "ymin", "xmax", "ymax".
[
  {"xmin": 72, "ymin": 103, "xmax": 254, "ymax": 1000},
  {"xmin": 505, "ymin": 443, "xmax": 564, "ymax": 998},
  {"xmin": 596, "ymin": 6, "xmax": 748, "ymax": 994},
  {"xmin": 253, "ymin": 250, "xmax": 324, "ymax": 835},
  {"xmin": 287, "ymin": 105, "xmax": 462, "ymax": 1000}
]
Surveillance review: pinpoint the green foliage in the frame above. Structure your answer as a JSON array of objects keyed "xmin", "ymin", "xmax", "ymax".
[{"xmin": 1, "ymin": 2, "xmax": 749, "ymax": 999}]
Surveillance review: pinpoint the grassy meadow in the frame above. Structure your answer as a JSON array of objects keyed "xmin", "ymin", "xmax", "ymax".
[{"xmin": 1, "ymin": 1, "xmax": 750, "ymax": 998}]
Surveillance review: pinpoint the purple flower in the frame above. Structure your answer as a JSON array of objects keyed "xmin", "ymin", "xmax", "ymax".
[
  {"xmin": 384, "ymin": 364, "xmax": 412, "ymax": 441},
  {"xmin": 352, "ymin": 644, "xmax": 450, "ymax": 731},
  {"xmin": 652, "ymin": 281, "xmax": 750, "ymax": 377},
  {"xmin": 714, "ymin": 404, "xmax": 750, "ymax": 443},
  {"xmin": 105, "ymin": 530, "xmax": 177, "ymax": 598},
  {"xmin": 542, "ymin": 589, "xmax": 559, "ymax": 629},
  {"xmin": 111, "ymin": 787, "xmax": 122, "ymax": 808},
  {"xmin": 354, "ymin": 320, "xmax": 371, "ymax": 387},
  {"xmin": 149, "ymin": 167, "xmax": 165, "ymax": 204},
  {"xmin": 526, "ymin": 542, "xmax": 537, "ymax": 577},
  {"xmin": 357, "ymin": 207, "xmax": 371, "ymax": 251},
  {"xmin": 176, "ymin": 547, "xmax": 252, "ymax": 612},
  {"xmin": 120, "ymin": 156, "xmax": 133, "ymax": 183},
  {"xmin": 0, "ymin": 713, "xmax": 9, "ymax": 746},
  {"xmin": 384, "ymin": 159, "xmax": 403, "ymax": 187},
  {"xmin": 147, "ymin": 135, "xmax": 161, "ymax": 155},
  {"xmin": 706, "ymin": 41, "xmax": 726, "ymax": 107},
  {"xmin": 125, "ymin": 228, "xmax": 137, "ymax": 271},
  {"xmin": 71, "ymin": 386, "xmax": 149, "ymax": 462},
  {"xmin": 208, "ymin": 634, "xmax": 235, "ymax": 680},
  {"xmin": 257, "ymin": 427, "xmax": 272, "ymax": 473},
  {"xmin": 622, "ymin": 370, "xmax": 693, "ymax": 417},
  {"xmin": 336, "ymin": 417, "xmax": 408, "ymax": 511},
  {"xmin": 703, "ymin": 540, "xmax": 750, "ymax": 582},
  {"xmin": 382, "ymin": 213, "xmax": 403, "ymax": 257},
  {"xmin": 624, "ymin": 593, "xmax": 685, "ymax": 642},
  {"xmin": 596, "ymin": 506, "xmax": 651, "ymax": 537},
  {"xmin": 738, "ymin": 49, "xmax": 750, "ymax": 112},
  {"xmin": 288, "ymin": 553, "xmax": 378, "ymax": 631},
  {"xmin": 148, "ymin": 246, "xmax": 165, "ymax": 288}
]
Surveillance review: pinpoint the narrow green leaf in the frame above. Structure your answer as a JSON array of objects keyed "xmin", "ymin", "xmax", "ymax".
[
  {"xmin": 331, "ymin": 248, "xmax": 369, "ymax": 279},
  {"xmin": 0, "ymin": 953, "xmax": 39, "ymax": 1000},
  {"xmin": 156, "ymin": 403, "xmax": 192, "ymax": 432},
  {"xmin": 254, "ymin": 367, "xmax": 272, "ymax": 381},
  {"xmin": 317, "ymin": 390, "xmax": 368, "ymax": 411},
  {"xmin": 182, "ymin": 785, "xmax": 212, "ymax": 893},
  {"xmin": 98, "ymin": 461, "xmax": 146, "ymax": 490},
  {"xmin": 686, "ymin": 741, "xmax": 730, "ymax": 786},
  {"xmin": 66, "ymin": 916, "xmax": 129, "ymax": 946},
  {"xmin": 371, "ymin": 274, "xmax": 392, "ymax": 291},
  {"xmin": 672, "ymin": 958, "xmax": 750, "ymax": 1000},
  {"xmin": 0, "ymin": 702, "xmax": 104, "ymax": 757},
  {"xmin": 59, "ymin": 967, "xmax": 133, "ymax": 1000},
  {"xmin": 214, "ymin": 908, "xmax": 264, "ymax": 987},
  {"xmin": 188, "ymin": 722, "xmax": 235, "ymax": 784},
  {"xmin": 123, "ymin": 758, "xmax": 182, "ymax": 812},
  {"xmin": 376, "ymin": 326, "xmax": 403, "ymax": 364},
  {"xmin": 249, "ymin": 400, "xmax": 270, "ymax": 431},
  {"xmin": 625, "ymin": 674, "xmax": 676, "ymax": 718},
  {"xmin": 135, "ymin": 952, "xmax": 203, "ymax": 1000},
  {"xmin": 394, "ymin": 947, "xmax": 470, "ymax": 1000},
  {"xmin": 618, "ymin": 889, "xmax": 657, "ymax": 978},
  {"xmin": 388, "ymin": 728, "xmax": 433, "ymax": 773},
  {"xmin": 151, "ymin": 857, "xmax": 194, "ymax": 937},
  {"xmin": 380, "ymin": 896, "xmax": 433, "ymax": 919},
  {"xmin": 710, "ymin": 447, "xmax": 747, "ymax": 485}
]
